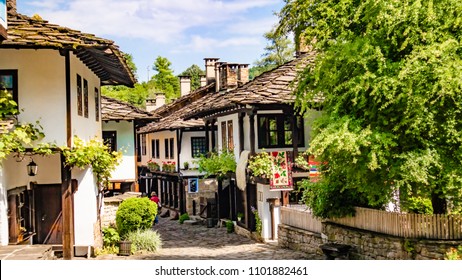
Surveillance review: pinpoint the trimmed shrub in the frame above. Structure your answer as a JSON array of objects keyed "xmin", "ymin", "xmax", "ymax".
[
  {"xmin": 125, "ymin": 229, "xmax": 163, "ymax": 253},
  {"xmin": 178, "ymin": 213, "xmax": 190, "ymax": 224},
  {"xmin": 226, "ymin": 220, "xmax": 234, "ymax": 233},
  {"xmin": 116, "ymin": 197, "xmax": 157, "ymax": 237}
]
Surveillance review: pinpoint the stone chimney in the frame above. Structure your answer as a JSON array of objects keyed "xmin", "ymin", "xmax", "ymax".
[
  {"xmin": 145, "ymin": 94, "xmax": 166, "ymax": 112},
  {"xmin": 204, "ymin": 58, "xmax": 219, "ymax": 85},
  {"xmin": 7, "ymin": 0, "xmax": 17, "ymax": 14},
  {"xmin": 200, "ymin": 75, "xmax": 206, "ymax": 87},
  {"xmin": 179, "ymin": 75, "xmax": 191, "ymax": 96},
  {"xmin": 219, "ymin": 63, "xmax": 238, "ymax": 90},
  {"xmin": 295, "ymin": 29, "xmax": 312, "ymax": 57},
  {"xmin": 237, "ymin": 64, "xmax": 249, "ymax": 86}
]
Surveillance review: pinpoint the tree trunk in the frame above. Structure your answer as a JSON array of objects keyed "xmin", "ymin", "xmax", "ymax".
[{"xmin": 431, "ymin": 192, "xmax": 447, "ymax": 214}]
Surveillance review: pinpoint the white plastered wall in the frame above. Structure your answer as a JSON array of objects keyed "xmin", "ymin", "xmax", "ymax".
[
  {"xmin": 181, "ymin": 131, "xmax": 206, "ymax": 169},
  {"xmin": 103, "ymin": 121, "xmax": 136, "ymax": 181},
  {"xmin": 257, "ymin": 183, "xmax": 282, "ymax": 241},
  {"xmin": 142, "ymin": 130, "xmax": 176, "ymax": 170},
  {"xmin": 216, "ymin": 113, "xmax": 240, "ymax": 161}
]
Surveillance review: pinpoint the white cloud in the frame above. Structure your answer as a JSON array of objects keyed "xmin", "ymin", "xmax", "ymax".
[
  {"xmin": 175, "ymin": 35, "xmax": 261, "ymax": 53},
  {"xmin": 24, "ymin": 0, "xmax": 280, "ymax": 43}
]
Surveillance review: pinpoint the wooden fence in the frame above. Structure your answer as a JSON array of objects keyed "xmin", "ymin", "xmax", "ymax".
[
  {"xmin": 281, "ymin": 206, "xmax": 462, "ymax": 240},
  {"xmin": 280, "ymin": 205, "xmax": 322, "ymax": 234}
]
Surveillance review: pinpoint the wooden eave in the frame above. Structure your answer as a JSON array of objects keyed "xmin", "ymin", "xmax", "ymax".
[{"xmin": 1, "ymin": 9, "xmax": 136, "ymax": 87}]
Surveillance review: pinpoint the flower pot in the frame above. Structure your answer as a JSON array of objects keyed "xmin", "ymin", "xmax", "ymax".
[{"xmin": 118, "ymin": 240, "xmax": 132, "ymax": 256}]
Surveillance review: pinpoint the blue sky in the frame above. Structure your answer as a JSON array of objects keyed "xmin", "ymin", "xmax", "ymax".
[{"xmin": 17, "ymin": 0, "xmax": 287, "ymax": 82}]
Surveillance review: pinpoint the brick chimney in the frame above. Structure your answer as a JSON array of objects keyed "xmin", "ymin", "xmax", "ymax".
[
  {"xmin": 295, "ymin": 29, "xmax": 312, "ymax": 57},
  {"xmin": 204, "ymin": 58, "xmax": 219, "ymax": 85},
  {"xmin": 238, "ymin": 64, "xmax": 249, "ymax": 86},
  {"xmin": 179, "ymin": 75, "xmax": 191, "ymax": 96},
  {"xmin": 7, "ymin": 0, "xmax": 17, "ymax": 14},
  {"xmin": 219, "ymin": 63, "xmax": 238, "ymax": 90}
]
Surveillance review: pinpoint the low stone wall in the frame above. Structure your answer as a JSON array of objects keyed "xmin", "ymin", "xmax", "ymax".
[
  {"xmin": 185, "ymin": 178, "xmax": 217, "ymax": 215},
  {"xmin": 278, "ymin": 224, "xmax": 324, "ymax": 258},
  {"xmin": 323, "ymin": 222, "xmax": 460, "ymax": 260},
  {"xmin": 278, "ymin": 221, "xmax": 461, "ymax": 260}
]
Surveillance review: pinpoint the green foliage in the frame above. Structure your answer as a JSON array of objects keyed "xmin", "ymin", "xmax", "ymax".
[
  {"xmin": 445, "ymin": 246, "xmax": 462, "ymax": 260},
  {"xmin": 226, "ymin": 220, "xmax": 234, "ymax": 233},
  {"xmin": 247, "ymin": 151, "xmax": 272, "ymax": 177},
  {"xmin": 403, "ymin": 240, "xmax": 417, "ymax": 260},
  {"xmin": 102, "ymin": 82, "xmax": 152, "ymax": 108},
  {"xmin": 300, "ymin": 178, "xmax": 369, "ymax": 219},
  {"xmin": 277, "ymin": 0, "xmax": 462, "ymax": 215},
  {"xmin": 0, "ymin": 89, "xmax": 47, "ymax": 160},
  {"xmin": 179, "ymin": 64, "xmax": 205, "ymax": 91},
  {"xmin": 115, "ymin": 197, "xmax": 157, "ymax": 237},
  {"xmin": 61, "ymin": 136, "xmax": 122, "ymax": 187},
  {"xmin": 250, "ymin": 27, "xmax": 294, "ymax": 80},
  {"xmin": 102, "ymin": 226, "xmax": 120, "ymax": 247},
  {"xmin": 401, "ymin": 197, "xmax": 433, "ymax": 214},
  {"xmin": 125, "ymin": 229, "xmax": 162, "ymax": 253},
  {"xmin": 251, "ymin": 207, "xmax": 262, "ymax": 236},
  {"xmin": 178, "ymin": 213, "xmax": 190, "ymax": 224},
  {"xmin": 196, "ymin": 150, "xmax": 236, "ymax": 179},
  {"xmin": 151, "ymin": 56, "xmax": 180, "ymax": 103},
  {"xmin": 94, "ymin": 245, "xmax": 119, "ymax": 256}
]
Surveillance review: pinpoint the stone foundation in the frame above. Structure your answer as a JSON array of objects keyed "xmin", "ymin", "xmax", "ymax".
[{"xmin": 278, "ymin": 221, "xmax": 461, "ymax": 260}]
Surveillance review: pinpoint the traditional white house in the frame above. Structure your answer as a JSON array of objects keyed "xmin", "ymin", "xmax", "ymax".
[
  {"xmin": 137, "ymin": 59, "xmax": 249, "ymax": 217},
  {"xmin": 0, "ymin": 0, "xmax": 135, "ymax": 258},
  {"xmin": 101, "ymin": 95, "xmax": 158, "ymax": 194},
  {"xmin": 185, "ymin": 52, "xmax": 320, "ymax": 241}
]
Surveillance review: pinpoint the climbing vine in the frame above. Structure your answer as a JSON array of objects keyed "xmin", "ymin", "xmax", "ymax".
[{"xmin": 61, "ymin": 136, "xmax": 122, "ymax": 187}]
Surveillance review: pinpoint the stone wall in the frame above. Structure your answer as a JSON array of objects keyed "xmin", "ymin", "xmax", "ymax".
[
  {"xmin": 185, "ymin": 178, "xmax": 217, "ymax": 215},
  {"xmin": 323, "ymin": 222, "xmax": 460, "ymax": 260},
  {"xmin": 278, "ymin": 224, "xmax": 324, "ymax": 258},
  {"xmin": 278, "ymin": 222, "xmax": 461, "ymax": 260}
]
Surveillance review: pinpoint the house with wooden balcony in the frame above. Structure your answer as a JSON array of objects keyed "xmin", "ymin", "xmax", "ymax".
[
  {"xmin": 137, "ymin": 58, "xmax": 249, "ymax": 219},
  {"xmin": 184, "ymin": 51, "xmax": 320, "ymax": 241},
  {"xmin": 0, "ymin": 0, "xmax": 135, "ymax": 258}
]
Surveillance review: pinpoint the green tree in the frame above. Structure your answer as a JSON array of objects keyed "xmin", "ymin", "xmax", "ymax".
[
  {"xmin": 250, "ymin": 27, "xmax": 294, "ymax": 79},
  {"xmin": 151, "ymin": 56, "xmax": 180, "ymax": 102},
  {"xmin": 278, "ymin": 0, "xmax": 462, "ymax": 216},
  {"xmin": 180, "ymin": 64, "xmax": 205, "ymax": 91},
  {"xmin": 101, "ymin": 53, "xmax": 154, "ymax": 107}
]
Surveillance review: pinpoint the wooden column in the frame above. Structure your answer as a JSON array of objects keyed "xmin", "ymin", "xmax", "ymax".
[
  {"xmin": 61, "ymin": 154, "xmax": 74, "ymax": 259},
  {"xmin": 292, "ymin": 112, "xmax": 299, "ymax": 159},
  {"xmin": 61, "ymin": 49, "xmax": 74, "ymax": 259},
  {"xmin": 211, "ymin": 119, "xmax": 216, "ymax": 151},
  {"xmin": 238, "ymin": 112, "xmax": 244, "ymax": 154},
  {"xmin": 249, "ymin": 110, "xmax": 256, "ymax": 155},
  {"xmin": 205, "ymin": 120, "xmax": 210, "ymax": 153}
]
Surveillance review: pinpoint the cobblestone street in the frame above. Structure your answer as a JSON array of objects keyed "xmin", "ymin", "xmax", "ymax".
[{"xmin": 95, "ymin": 215, "xmax": 323, "ymax": 260}]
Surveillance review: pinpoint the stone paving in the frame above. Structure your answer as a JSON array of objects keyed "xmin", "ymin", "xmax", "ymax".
[{"xmin": 95, "ymin": 215, "xmax": 323, "ymax": 260}]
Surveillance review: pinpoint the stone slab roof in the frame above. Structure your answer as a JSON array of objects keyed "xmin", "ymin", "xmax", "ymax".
[
  {"xmin": 1, "ymin": 2, "xmax": 136, "ymax": 87},
  {"xmin": 102, "ymin": 96, "xmax": 158, "ymax": 121},
  {"xmin": 138, "ymin": 83, "xmax": 216, "ymax": 133},
  {"xmin": 185, "ymin": 52, "xmax": 317, "ymax": 119}
]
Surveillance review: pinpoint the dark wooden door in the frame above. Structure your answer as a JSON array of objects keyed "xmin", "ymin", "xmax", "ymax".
[{"xmin": 34, "ymin": 184, "xmax": 62, "ymax": 244}]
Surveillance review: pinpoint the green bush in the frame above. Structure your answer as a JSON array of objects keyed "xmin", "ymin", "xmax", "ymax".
[
  {"xmin": 116, "ymin": 197, "xmax": 157, "ymax": 237},
  {"xmin": 226, "ymin": 220, "xmax": 234, "ymax": 233},
  {"xmin": 102, "ymin": 226, "xmax": 120, "ymax": 247},
  {"xmin": 445, "ymin": 246, "xmax": 462, "ymax": 260},
  {"xmin": 402, "ymin": 196, "xmax": 433, "ymax": 214},
  {"xmin": 178, "ymin": 213, "xmax": 190, "ymax": 224},
  {"xmin": 125, "ymin": 229, "xmax": 163, "ymax": 253}
]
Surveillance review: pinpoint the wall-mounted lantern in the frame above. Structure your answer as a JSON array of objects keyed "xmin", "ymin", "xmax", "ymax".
[{"xmin": 27, "ymin": 159, "xmax": 38, "ymax": 176}]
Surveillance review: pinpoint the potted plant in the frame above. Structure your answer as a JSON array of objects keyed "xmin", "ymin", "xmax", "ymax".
[
  {"xmin": 183, "ymin": 161, "xmax": 189, "ymax": 170},
  {"xmin": 147, "ymin": 160, "xmax": 160, "ymax": 171},
  {"xmin": 237, "ymin": 212, "xmax": 244, "ymax": 222}
]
